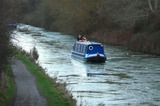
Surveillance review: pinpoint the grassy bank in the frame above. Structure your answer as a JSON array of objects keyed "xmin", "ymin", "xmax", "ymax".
[
  {"xmin": 0, "ymin": 65, "xmax": 16, "ymax": 106},
  {"xmin": 15, "ymin": 51, "xmax": 76, "ymax": 106}
]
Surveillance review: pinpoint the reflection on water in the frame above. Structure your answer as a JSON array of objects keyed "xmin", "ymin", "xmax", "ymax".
[
  {"xmin": 71, "ymin": 59, "xmax": 105, "ymax": 77},
  {"xmin": 11, "ymin": 24, "xmax": 160, "ymax": 106}
]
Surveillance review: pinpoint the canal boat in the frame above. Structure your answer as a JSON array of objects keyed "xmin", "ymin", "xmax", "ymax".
[{"xmin": 72, "ymin": 41, "xmax": 106, "ymax": 63}]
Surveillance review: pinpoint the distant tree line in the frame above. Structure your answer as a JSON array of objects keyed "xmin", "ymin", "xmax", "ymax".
[
  {"xmin": 19, "ymin": 0, "xmax": 160, "ymax": 35},
  {"xmin": 3, "ymin": 0, "xmax": 160, "ymax": 34}
]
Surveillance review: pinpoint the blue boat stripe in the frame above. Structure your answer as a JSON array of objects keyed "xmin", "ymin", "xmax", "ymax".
[{"xmin": 72, "ymin": 51, "xmax": 85, "ymax": 57}]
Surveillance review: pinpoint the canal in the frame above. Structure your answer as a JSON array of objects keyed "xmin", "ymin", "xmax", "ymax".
[{"xmin": 11, "ymin": 24, "xmax": 160, "ymax": 106}]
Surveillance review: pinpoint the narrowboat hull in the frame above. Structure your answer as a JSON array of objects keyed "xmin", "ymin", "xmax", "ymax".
[
  {"xmin": 86, "ymin": 55, "xmax": 106, "ymax": 63},
  {"xmin": 71, "ymin": 51, "xmax": 106, "ymax": 63}
]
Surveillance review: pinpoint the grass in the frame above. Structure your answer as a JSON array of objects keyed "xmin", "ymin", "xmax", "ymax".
[
  {"xmin": 15, "ymin": 51, "xmax": 76, "ymax": 106},
  {"xmin": 0, "ymin": 65, "xmax": 16, "ymax": 106}
]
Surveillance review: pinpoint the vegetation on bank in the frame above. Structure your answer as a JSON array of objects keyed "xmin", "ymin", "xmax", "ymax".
[
  {"xmin": 0, "ymin": 0, "xmax": 16, "ymax": 105},
  {"xmin": 0, "ymin": 65, "xmax": 16, "ymax": 106},
  {"xmin": 14, "ymin": 49, "xmax": 76, "ymax": 106}
]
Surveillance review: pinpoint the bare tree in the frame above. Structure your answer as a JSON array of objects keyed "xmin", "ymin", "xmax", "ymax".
[{"xmin": 148, "ymin": 0, "xmax": 159, "ymax": 12}]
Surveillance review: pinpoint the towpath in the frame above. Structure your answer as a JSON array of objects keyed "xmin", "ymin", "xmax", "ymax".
[{"xmin": 11, "ymin": 59, "xmax": 47, "ymax": 106}]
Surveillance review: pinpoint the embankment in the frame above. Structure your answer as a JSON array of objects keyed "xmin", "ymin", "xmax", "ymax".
[
  {"xmin": 89, "ymin": 30, "xmax": 160, "ymax": 55},
  {"xmin": 89, "ymin": 13, "xmax": 160, "ymax": 56},
  {"xmin": 15, "ymin": 50, "xmax": 76, "ymax": 106}
]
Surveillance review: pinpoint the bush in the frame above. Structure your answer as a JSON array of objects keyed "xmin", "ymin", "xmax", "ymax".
[{"xmin": 30, "ymin": 47, "xmax": 39, "ymax": 61}]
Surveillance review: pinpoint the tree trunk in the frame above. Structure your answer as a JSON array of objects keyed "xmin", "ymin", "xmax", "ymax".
[
  {"xmin": 155, "ymin": 0, "xmax": 158, "ymax": 10},
  {"xmin": 148, "ymin": 0, "xmax": 153, "ymax": 12},
  {"xmin": 148, "ymin": 0, "xmax": 159, "ymax": 12}
]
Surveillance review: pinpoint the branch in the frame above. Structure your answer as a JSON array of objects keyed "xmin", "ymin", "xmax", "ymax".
[{"xmin": 148, "ymin": 0, "xmax": 153, "ymax": 12}]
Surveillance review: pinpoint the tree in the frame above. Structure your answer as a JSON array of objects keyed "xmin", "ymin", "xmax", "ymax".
[
  {"xmin": 0, "ymin": 0, "xmax": 12, "ymax": 87},
  {"xmin": 148, "ymin": 0, "xmax": 159, "ymax": 12}
]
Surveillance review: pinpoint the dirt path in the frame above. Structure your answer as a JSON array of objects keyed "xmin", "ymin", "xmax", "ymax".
[{"xmin": 11, "ymin": 59, "xmax": 47, "ymax": 106}]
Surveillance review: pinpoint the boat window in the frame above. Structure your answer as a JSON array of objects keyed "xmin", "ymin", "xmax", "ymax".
[
  {"xmin": 78, "ymin": 45, "xmax": 80, "ymax": 52},
  {"xmin": 81, "ymin": 45, "xmax": 83, "ymax": 52},
  {"xmin": 75, "ymin": 44, "xmax": 77, "ymax": 51},
  {"xmin": 76, "ymin": 44, "xmax": 78, "ymax": 51},
  {"xmin": 79, "ymin": 45, "xmax": 81, "ymax": 52},
  {"xmin": 89, "ymin": 46, "xmax": 93, "ymax": 50},
  {"xmin": 83, "ymin": 46, "xmax": 85, "ymax": 53}
]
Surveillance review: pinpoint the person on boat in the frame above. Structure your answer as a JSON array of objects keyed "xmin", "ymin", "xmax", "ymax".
[
  {"xmin": 77, "ymin": 34, "xmax": 83, "ymax": 41},
  {"xmin": 82, "ymin": 35, "xmax": 87, "ymax": 41}
]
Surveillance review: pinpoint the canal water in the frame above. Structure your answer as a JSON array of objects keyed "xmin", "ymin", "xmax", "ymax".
[{"xmin": 11, "ymin": 24, "xmax": 160, "ymax": 106}]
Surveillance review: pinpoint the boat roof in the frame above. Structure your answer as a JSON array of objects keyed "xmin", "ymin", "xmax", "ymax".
[{"xmin": 75, "ymin": 41, "xmax": 102, "ymax": 46}]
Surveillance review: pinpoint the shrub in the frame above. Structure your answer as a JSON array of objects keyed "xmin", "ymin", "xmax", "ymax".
[{"xmin": 30, "ymin": 47, "xmax": 39, "ymax": 61}]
